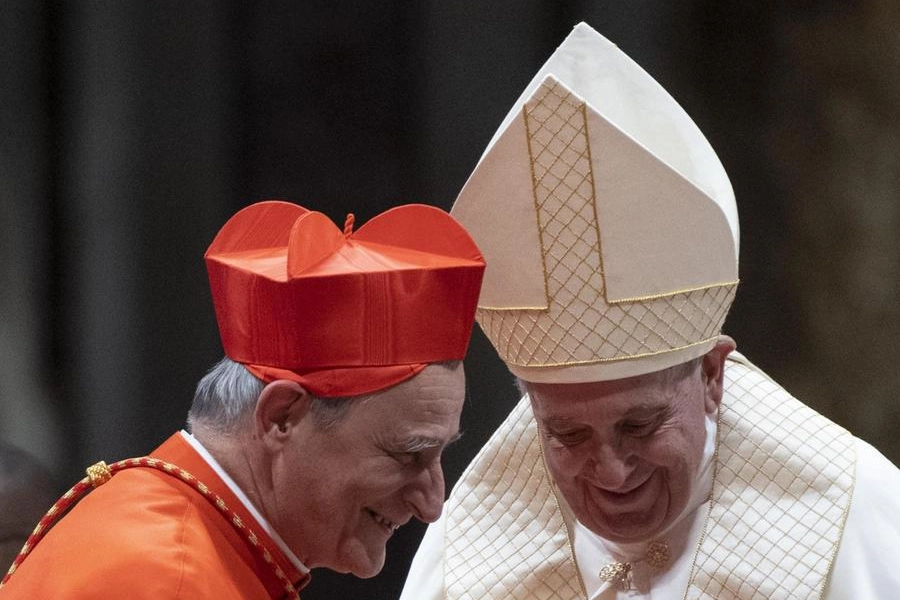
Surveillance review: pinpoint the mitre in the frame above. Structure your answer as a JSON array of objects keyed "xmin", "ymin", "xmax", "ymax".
[{"xmin": 451, "ymin": 22, "xmax": 739, "ymax": 383}]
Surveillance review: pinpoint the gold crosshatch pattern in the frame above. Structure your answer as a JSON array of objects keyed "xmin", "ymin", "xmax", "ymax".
[
  {"xmin": 445, "ymin": 398, "xmax": 585, "ymax": 600},
  {"xmin": 685, "ymin": 358, "xmax": 854, "ymax": 600},
  {"xmin": 443, "ymin": 357, "xmax": 853, "ymax": 600},
  {"xmin": 476, "ymin": 78, "xmax": 737, "ymax": 368}
]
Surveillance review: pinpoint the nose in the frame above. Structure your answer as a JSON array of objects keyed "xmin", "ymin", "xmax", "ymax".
[
  {"xmin": 585, "ymin": 441, "xmax": 634, "ymax": 490},
  {"xmin": 405, "ymin": 462, "xmax": 445, "ymax": 523}
]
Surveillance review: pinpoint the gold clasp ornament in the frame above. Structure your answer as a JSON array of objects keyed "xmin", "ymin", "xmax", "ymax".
[
  {"xmin": 599, "ymin": 541, "xmax": 669, "ymax": 591},
  {"xmin": 599, "ymin": 561, "xmax": 633, "ymax": 590},
  {"xmin": 646, "ymin": 541, "xmax": 670, "ymax": 568},
  {"xmin": 85, "ymin": 461, "xmax": 112, "ymax": 488}
]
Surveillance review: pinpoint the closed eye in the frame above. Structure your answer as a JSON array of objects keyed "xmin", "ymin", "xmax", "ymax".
[
  {"xmin": 546, "ymin": 428, "xmax": 590, "ymax": 446},
  {"xmin": 620, "ymin": 414, "xmax": 666, "ymax": 437},
  {"xmin": 389, "ymin": 432, "xmax": 460, "ymax": 466},
  {"xmin": 391, "ymin": 451, "xmax": 420, "ymax": 466},
  {"xmin": 622, "ymin": 422, "xmax": 655, "ymax": 436}
]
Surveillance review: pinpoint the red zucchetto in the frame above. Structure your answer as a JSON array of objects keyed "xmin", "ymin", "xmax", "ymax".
[{"xmin": 205, "ymin": 200, "xmax": 485, "ymax": 397}]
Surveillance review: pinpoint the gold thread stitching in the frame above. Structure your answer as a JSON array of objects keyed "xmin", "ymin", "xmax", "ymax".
[
  {"xmin": 814, "ymin": 417, "xmax": 856, "ymax": 599},
  {"xmin": 606, "ymin": 281, "xmax": 739, "ymax": 306},
  {"xmin": 522, "ymin": 91, "xmax": 553, "ymax": 311},
  {"xmin": 680, "ymin": 407, "xmax": 722, "ymax": 600},
  {"xmin": 482, "ymin": 79, "xmax": 737, "ymax": 373},
  {"xmin": 534, "ymin": 400, "xmax": 589, "ymax": 600},
  {"xmin": 581, "ymin": 100, "xmax": 608, "ymax": 306},
  {"xmin": 493, "ymin": 335, "xmax": 722, "ymax": 368},
  {"xmin": 477, "ymin": 281, "xmax": 740, "ymax": 312}
]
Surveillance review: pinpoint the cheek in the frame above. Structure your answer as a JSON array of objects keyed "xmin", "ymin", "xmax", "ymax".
[
  {"xmin": 291, "ymin": 456, "xmax": 364, "ymax": 511},
  {"xmin": 642, "ymin": 428, "xmax": 703, "ymax": 473},
  {"xmin": 348, "ymin": 462, "xmax": 410, "ymax": 501}
]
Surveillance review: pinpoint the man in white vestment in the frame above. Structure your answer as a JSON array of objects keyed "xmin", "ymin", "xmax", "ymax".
[{"xmin": 400, "ymin": 22, "xmax": 900, "ymax": 600}]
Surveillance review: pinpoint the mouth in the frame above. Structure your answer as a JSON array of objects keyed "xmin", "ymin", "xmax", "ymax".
[
  {"xmin": 590, "ymin": 473, "xmax": 657, "ymax": 507},
  {"xmin": 366, "ymin": 509, "xmax": 400, "ymax": 533}
]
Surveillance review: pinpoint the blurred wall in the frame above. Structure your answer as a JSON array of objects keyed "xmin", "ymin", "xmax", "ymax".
[{"xmin": 1, "ymin": 1, "xmax": 898, "ymax": 598}]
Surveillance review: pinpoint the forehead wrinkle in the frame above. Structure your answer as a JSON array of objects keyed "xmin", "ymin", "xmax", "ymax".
[
  {"xmin": 539, "ymin": 398, "xmax": 668, "ymax": 426},
  {"xmin": 622, "ymin": 400, "xmax": 670, "ymax": 417}
]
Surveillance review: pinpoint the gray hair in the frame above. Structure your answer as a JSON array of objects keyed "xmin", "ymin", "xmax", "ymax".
[
  {"xmin": 187, "ymin": 357, "xmax": 365, "ymax": 434},
  {"xmin": 187, "ymin": 357, "xmax": 265, "ymax": 434}
]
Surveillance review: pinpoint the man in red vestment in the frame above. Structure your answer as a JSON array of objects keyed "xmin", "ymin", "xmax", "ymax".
[{"xmin": 0, "ymin": 200, "xmax": 485, "ymax": 599}]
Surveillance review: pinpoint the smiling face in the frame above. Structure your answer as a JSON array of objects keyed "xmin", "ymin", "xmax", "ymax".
[
  {"xmin": 270, "ymin": 362, "xmax": 465, "ymax": 577},
  {"xmin": 527, "ymin": 342, "xmax": 731, "ymax": 544}
]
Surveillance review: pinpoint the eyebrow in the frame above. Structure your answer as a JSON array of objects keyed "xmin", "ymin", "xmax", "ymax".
[
  {"xmin": 399, "ymin": 432, "xmax": 463, "ymax": 453},
  {"xmin": 543, "ymin": 416, "xmax": 577, "ymax": 429}
]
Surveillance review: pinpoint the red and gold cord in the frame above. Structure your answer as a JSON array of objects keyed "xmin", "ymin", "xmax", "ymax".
[{"xmin": 1, "ymin": 457, "xmax": 300, "ymax": 599}]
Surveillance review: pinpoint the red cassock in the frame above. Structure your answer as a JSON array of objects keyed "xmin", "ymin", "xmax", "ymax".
[{"xmin": 0, "ymin": 433, "xmax": 308, "ymax": 599}]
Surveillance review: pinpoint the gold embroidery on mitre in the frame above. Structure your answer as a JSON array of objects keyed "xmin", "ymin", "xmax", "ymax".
[{"xmin": 479, "ymin": 78, "xmax": 737, "ymax": 369}]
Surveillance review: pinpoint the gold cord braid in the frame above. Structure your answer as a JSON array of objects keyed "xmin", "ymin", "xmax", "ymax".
[
  {"xmin": 85, "ymin": 460, "xmax": 112, "ymax": 487},
  {"xmin": 1, "ymin": 457, "xmax": 300, "ymax": 598}
]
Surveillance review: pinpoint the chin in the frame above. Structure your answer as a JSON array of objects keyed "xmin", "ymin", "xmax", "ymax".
[
  {"xmin": 342, "ymin": 551, "xmax": 386, "ymax": 579},
  {"xmin": 614, "ymin": 514, "xmax": 676, "ymax": 543},
  {"xmin": 348, "ymin": 561, "xmax": 384, "ymax": 579},
  {"xmin": 578, "ymin": 510, "xmax": 665, "ymax": 543}
]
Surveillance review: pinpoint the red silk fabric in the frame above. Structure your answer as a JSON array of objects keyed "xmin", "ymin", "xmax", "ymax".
[
  {"xmin": 0, "ymin": 434, "xmax": 307, "ymax": 599},
  {"xmin": 205, "ymin": 201, "xmax": 484, "ymax": 397}
]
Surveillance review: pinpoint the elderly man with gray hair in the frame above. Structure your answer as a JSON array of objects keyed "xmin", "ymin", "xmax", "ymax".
[{"xmin": 2, "ymin": 200, "xmax": 485, "ymax": 599}]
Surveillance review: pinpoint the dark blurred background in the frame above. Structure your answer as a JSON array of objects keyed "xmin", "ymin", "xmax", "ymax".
[{"xmin": 2, "ymin": 1, "xmax": 898, "ymax": 598}]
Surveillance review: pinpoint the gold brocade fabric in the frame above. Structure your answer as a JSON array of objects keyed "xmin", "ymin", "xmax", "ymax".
[
  {"xmin": 685, "ymin": 356, "xmax": 855, "ymax": 599},
  {"xmin": 475, "ymin": 79, "xmax": 737, "ymax": 370},
  {"xmin": 445, "ymin": 396, "xmax": 585, "ymax": 600},
  {"xmin": 443, "ymin": 355, "xmax": 854, "ymax": 600}
]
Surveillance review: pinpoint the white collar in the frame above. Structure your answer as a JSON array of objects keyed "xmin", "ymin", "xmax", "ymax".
[{"xmin": 179, "ymin": 430, "xmax": 309, "ymax": 575}]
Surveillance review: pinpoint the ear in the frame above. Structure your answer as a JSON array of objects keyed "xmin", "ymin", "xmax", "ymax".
[
  {"xmin": 701, "ymin": 335, "xmax": 736, "ymax": 414},
  {"xmin": 254, "ymin": 379, "xmax": 313, "ymax": 450}
]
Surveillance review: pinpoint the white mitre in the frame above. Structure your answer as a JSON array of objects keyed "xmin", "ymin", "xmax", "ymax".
[{"xmin": 451, "ymin": 22, "xmax": 739, "ymax": 382}]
